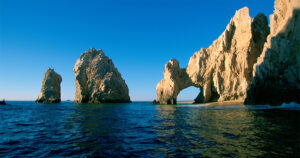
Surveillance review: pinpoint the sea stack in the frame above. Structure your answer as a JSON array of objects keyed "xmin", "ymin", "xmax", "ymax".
[
  {"xmin": 0, "ymin": 99, "xmax": 6, "ymax": 105},
  {"xmin": 73, "ymin": 48, "xmax": 130, "ymax": 103},
  {"xmin": 245, "ymin": 0, "xmax": 300, "ymax": 105},
  {"xmin": 36, "ymin": 68, "xmax": 62, "ymax": 103},
  {"xmin": 156, "ymin": 7, "xmax": 270, "ymax": 104}
]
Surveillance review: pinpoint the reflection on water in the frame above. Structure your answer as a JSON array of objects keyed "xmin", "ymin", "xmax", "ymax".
[
  {"xmin": 0, "ymin": 101, "xmax": 299, "ymax": 157},
  {"xmin": 154, "ymin": 105, "xmax": 255, "ymax": 157}
]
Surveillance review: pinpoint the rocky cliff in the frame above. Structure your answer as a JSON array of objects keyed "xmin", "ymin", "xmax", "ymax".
[
  {"xmin": 36, "ymin": 68, "xmax": 62, "ymax": 103},
  {"xmin": 73, "ymin": 48, "xmax": 130, "ymax": 103},
  {"xmin": 157, "ymin": 7, "xmax": 270, "ymax": 104},
  {"xmin": 245, "ymin": 0, "xmax": 300, "ymax": 105}
]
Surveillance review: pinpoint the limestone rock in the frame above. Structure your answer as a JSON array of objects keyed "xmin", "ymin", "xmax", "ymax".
[
  {"xmin": 156, "ymin": 7, "xmax": 270, "ymax": 104},
  {"xmin": 36, "ymin": 68, "xmax": 62, "ymax": 103},
  {"xmin": 73, "ymin": 48, "xmax": 130, "ymax": 103},
  {"xmin": 156, "ymin": 59, "xmax": 193, "ymax": 104},
  {"xmin": 194, "ymin": 87, "xmax": 204, "ymax": 103},
  {"xmin": 245, "ymin": 0, "xmax": 300, "ymax": 105}
]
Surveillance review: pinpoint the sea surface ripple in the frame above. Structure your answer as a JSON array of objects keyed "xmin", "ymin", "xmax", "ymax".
[{"xmin": 0, "ymin": 101, "xmax": 299, "ymax": 157}]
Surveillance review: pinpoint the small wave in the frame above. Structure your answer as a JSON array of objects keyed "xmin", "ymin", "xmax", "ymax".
[
  {"xmin": 248, "ymin": 102, "xmax": 300, "ymax": 110},
  {"xmin": 176, "ymin": 102, "xmax": 300, "ymax": 110},
  {"xmin": 3, "ymin": 140, "xmax": 20, "ymax": 146},
  {"xmin": 280, "ymin": 102, "xmax": 300, "ymax": 108}
]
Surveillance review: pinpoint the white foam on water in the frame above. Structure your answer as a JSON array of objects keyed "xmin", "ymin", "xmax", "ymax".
[
  {"xmin": 250, "ymin": 102, "xmax": 300, "ymax": 110},
  {"xmin": 176, "ymin": 102, "xmax": 300, "ymax": 110},
  {"xmin": 176, "ymin": 103, "xmax": 246, "ymax": 110}
]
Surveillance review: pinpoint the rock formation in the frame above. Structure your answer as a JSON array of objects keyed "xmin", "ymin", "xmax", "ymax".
[
  {"xmin": 73, "ymin": 48, "xmax": 130, "ymax": 103},
  {"xmin": 36, "ymin": 68, "xmax": 62, "ymax": 103},
  {"xmin": 156, "ymin": 59, "xmax": 193, "ymax": 104},
  {"xmin": 0, "ymin": 99, "xmax": 6, "ymax": 105},
  {"xmin": 156, "ymin": 7, "xmax": 270, "ymax": 104},
  {"xmin": 245, "ymin": 0, "xmax": 300, "ymax": 105}
]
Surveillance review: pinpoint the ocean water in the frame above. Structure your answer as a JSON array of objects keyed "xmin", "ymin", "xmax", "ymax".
[{"xmin": 0, "ymin": 101, "xmax": 299, "ymax": 157}]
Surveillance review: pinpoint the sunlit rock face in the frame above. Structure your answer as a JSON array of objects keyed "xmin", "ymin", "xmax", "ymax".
[
  {"xmin": 73, "ymin": 48, "xmax": 130, "ymax": 103},
  {"xmin": 36, "ymin": 68, "xmax": 62, "ymax": 103},
  {"xmin": 245, "ymin": 0, "xmax": 300, "ymax": 105},
  {"xmin": 156, "ymin": 7, "xmax": 270, "ymax": 104},
  {"xmin": 156, "ymin": 59, "xmax": 193, "ymax": 104}
]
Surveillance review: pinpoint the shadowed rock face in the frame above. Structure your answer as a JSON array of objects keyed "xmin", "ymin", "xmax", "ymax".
[
  {"xmin": 36, "ymin": 68, "xmax": 62, "ymax": 103},
  {"xmin": 157, "ymin": 7, "xmax": 270, "ymax": 104},
  {"xmin": 245, "ymin": 0, "xmax": 300, "ymax": 105},
  {"xmin": 73, "ymin": 48, "xmax": 130, "ymax": 103}
]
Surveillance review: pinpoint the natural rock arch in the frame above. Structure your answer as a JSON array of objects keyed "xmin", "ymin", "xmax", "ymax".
[
  {"xmin": 156, "ymin": 7, "xmax": 270, "ymax": 104},
  {"xmin": 156, "ymin": 59, "xmax": 193, "ymax": 104},
  {"xmin": 156, "ymin": 58, "xmax": 224, "ymax": 104}
]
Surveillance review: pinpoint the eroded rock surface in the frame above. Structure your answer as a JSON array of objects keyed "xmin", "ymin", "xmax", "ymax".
[
  {"xmin": 157, "ymin": 7, "xmax": 270, "ymax": 104},
  {"xmin": 156, "ymin": 59, "xmax": 193, "ymax": 104},
  {"xmin": 36, "ymin": 68, "xmax": 62, "ymax": 103},
  {"xmin": 245, "ymin": 0, "xmax": 300, "ymax": 105},
  {"xmin": 73, "ymin": 48, "xmax": 130, "ymax": 103}
]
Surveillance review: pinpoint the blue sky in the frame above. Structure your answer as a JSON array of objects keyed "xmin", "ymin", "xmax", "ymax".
[{"xmin": 0, "ymin": 0, "xmax": 274, "ymax": 101}]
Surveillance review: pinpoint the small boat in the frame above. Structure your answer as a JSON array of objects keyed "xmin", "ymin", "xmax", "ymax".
[{"xmin": 0, "ymin": 99, "xmax": 6, "ymax": 105}]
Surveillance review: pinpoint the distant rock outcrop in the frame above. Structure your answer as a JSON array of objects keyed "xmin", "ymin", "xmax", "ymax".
[
  {"xmin": 0, "ymin": 99, "xmax": 6, "ymax": 105},
  {"xmin": 36, "ymin": 68, "xmax": 62, "ymax": 103},
  {"xmin": 245, "ymin": 0, "xmax": 300, "ymax": 105},
  {"xmin": 157, "ymin": 7, "xmax": 270, "ymax": 104},
  {"xmin": 73, "ymin": 48, "xmax": 130, "ymax": 103}
]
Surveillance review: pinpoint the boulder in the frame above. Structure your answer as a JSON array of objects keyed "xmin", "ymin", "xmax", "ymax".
[
  {"xmin": 36, "ymin": 68, "xmax": 62, "ymax": 103},
  {"xmin": 73, "ymin": 48, "xmax": 130, "ymax": 103}
]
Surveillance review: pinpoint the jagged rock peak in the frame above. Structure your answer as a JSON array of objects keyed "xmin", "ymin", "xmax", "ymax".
[
  {"xmin": 73, "ymin": 48, "xmax": 130, "ymax": 103},
  {"xmin": 36, "ymin": 68, "xmax": 62, "ymax": 103},
  {"xmin": 245, "ymin": 0, "xmax": 300, "ymax": 105},
  {"xmin": 156, "ymin": 7, "xmax": 270, "ymax": 104}
]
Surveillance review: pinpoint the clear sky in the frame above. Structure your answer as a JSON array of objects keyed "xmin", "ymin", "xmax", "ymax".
[{"xmin": 0, "ymin": 0, "xmax": 274, "ymax": 101}]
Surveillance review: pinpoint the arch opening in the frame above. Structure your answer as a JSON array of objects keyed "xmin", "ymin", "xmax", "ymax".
[{"xmin": 177, "ymin": 86, "xmax": 203, "ymax": 104}]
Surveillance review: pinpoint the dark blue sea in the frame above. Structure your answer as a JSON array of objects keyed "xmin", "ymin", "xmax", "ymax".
[{"xmin": 0, "ymin": 101, "xmax": 299, "ymax": 157}]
